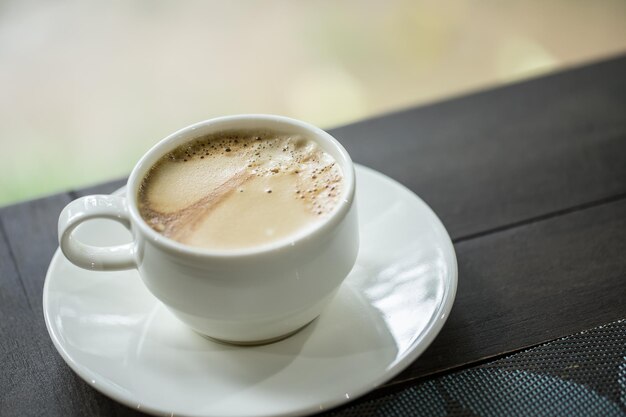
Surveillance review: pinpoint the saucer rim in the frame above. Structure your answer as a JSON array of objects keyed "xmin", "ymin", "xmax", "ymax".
[{"xmin": 43, "ymin": 163, "xmax": 458, "ymax": 417}]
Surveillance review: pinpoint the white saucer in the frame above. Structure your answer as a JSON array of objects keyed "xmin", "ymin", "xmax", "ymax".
[{"xmin": 43, "ymin": 164, "xmax": 457, "ymax": 417}]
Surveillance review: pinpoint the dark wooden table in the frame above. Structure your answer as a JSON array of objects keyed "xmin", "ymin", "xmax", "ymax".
[{"xmin": 1, "ymin": 56, "xmax": 625, "ymax": 416}]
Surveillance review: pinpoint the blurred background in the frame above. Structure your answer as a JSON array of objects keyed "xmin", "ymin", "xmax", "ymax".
[{"xmin": 1, "ymin": 0, "xmax": 626, "ymax": 206}]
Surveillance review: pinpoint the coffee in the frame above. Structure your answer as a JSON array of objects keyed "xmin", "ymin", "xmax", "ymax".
[{"xmin": 137, "ymin": 129, "xmax": 343, "ymax": 250}]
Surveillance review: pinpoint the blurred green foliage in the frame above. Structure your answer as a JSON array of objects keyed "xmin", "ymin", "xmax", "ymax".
[{"xmin": 1, "ymin": 0, "xmax": 625, "ymax": 206}]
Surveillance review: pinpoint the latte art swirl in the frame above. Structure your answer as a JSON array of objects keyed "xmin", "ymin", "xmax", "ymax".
[{"xmin": 137, "ymin": 130, "xmax": 344, "ymax": 250}]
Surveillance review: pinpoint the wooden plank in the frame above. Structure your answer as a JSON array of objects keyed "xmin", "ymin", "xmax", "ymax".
[
  {"xmin": 0, "ymin": 205, "xmax": 86, "ymax": 416},
  {"xmin": 0, "ymin": 222, "xmax": 42, "ymax": 416},
  {"xmin": 0, "ymin": 196, "xmax": 144, "ymax": 417},
  {"xmin": 330, "ymin": 56, "xmax": 626, "ymax": 239},
  {"xmin": 331, "ymin": 319, "xmax": 626, "ymax": 415},
  {"xmin": 0, "ymin": 194, "xmax": 72, "ymax": 315},
  {"xmin": 2, "ymin": 193, "xmax": 624, "ymax": 416},
  {"xmin": 387, "ymin": 197, "xmax": 626, "ymax": 385}
]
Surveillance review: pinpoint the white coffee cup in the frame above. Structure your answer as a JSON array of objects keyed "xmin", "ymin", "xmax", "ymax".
[{"xmin": 58, "ymin": 115, "xmax": 359, "ymax": 344}]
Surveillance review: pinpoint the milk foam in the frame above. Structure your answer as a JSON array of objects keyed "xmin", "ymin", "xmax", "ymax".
[{"xmin": 138, "ymin": 130, "xmax": 343, "ymax": 250}]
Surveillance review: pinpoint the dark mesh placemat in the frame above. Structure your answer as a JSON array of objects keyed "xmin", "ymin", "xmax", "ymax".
[{"xmin": 330, "ymin": 319, "xmax": 626, "ymax": 417}]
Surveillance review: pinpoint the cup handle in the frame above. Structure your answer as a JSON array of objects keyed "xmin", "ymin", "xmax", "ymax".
[{"xmin": 58, "ymin": 195, "xmax": 137, "ymax": 271}]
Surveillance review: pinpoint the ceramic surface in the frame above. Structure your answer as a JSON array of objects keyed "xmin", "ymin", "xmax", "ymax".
[
  {"xmin": 57, "ymin": 115, "xmax": 359, "ymax": 343},
  {"xmin": 44, "ymin": 164, "xmax": 457, "ymax": 417}
]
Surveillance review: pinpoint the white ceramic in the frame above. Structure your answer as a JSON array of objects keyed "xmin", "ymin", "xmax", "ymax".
[
  {"xmin": 44, "ymin": 164, "xmax": 457, "ymax": 417},
  {"xmin": 57, "ymin": 115, "xmax": 359, "ymax": 344}
]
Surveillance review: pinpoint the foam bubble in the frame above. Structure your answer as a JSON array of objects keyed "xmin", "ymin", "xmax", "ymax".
[{"xmin": 138, "ymin": 129, "xmax": 343, "ymax": 250}]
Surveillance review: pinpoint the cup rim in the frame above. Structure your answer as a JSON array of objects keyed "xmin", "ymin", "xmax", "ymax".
[{"xmin": 126, "ymin": 114, "xmax": 356, "ymax": 259}]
